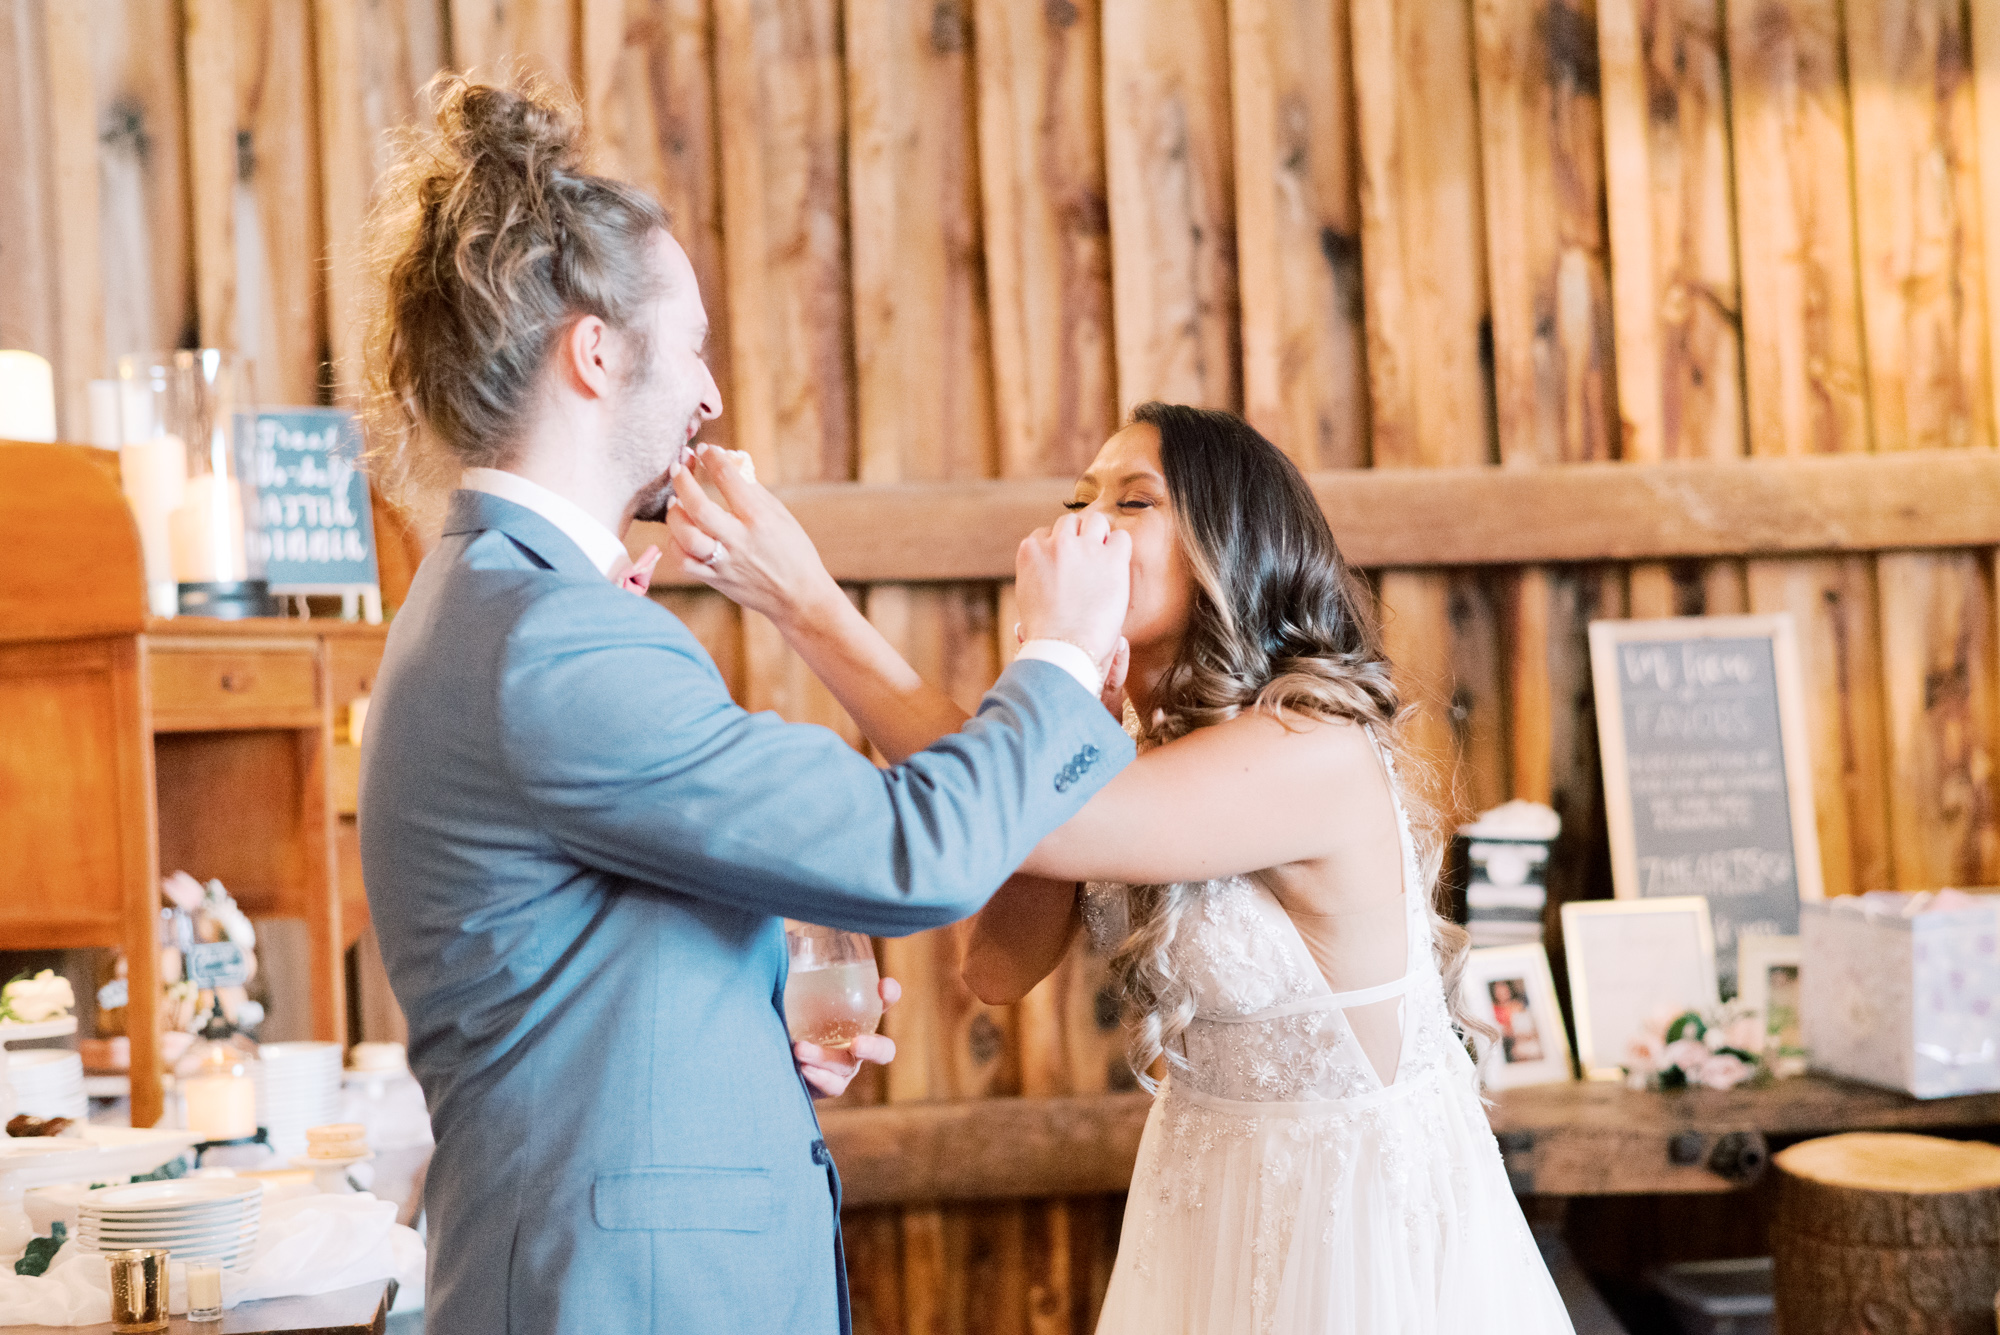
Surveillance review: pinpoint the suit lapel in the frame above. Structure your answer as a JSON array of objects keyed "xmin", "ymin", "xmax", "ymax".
[{"xmin": 442, "ymin": 489, "xmax": 608, "ymax": 584}]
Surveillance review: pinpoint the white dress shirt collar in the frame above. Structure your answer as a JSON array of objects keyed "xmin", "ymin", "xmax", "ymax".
[{"xmin": 460, "ymin": 468, "xmax": 630, "ymax": 578}]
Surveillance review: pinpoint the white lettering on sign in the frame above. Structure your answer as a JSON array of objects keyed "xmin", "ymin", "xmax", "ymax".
[{"xmin": 1621, "ymin": 643, "xmax": 1761, "ymax": 695}]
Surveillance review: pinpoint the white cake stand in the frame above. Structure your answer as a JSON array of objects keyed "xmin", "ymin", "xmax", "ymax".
[
  {"xmin": 0, "ymin": 1017, "xmax": 201, "ymax": 1261},
  {"xmin": 291, "ymin": 1150, "xmax": 373, "ymax": 1194},
  {"xmin": 0, "ymin": 1015, "xmax": 78, "ymax": 1127}
]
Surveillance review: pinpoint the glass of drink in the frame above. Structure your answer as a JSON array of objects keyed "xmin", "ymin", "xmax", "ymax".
[{"xmin": 783, "ymin": 923, "xmax": 883, "ymax": 1050}]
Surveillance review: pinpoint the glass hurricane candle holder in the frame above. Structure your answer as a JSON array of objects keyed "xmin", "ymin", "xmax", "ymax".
[{"xmin": 118, "ymin": 350, "xmax": 272, "ymax": 619}]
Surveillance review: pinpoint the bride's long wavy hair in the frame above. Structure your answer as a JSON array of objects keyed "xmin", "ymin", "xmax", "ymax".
[{"xmin": 1107, "ymin": 402, "xmax": 1485, "ymax": 1089}]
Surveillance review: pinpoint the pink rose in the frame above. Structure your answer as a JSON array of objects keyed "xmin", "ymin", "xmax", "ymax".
[
  {"xmin": 1719, "ymin": 1017, "xmax": 1762, "ymax": 1052},
  {"xmin": 1695, "ymin": 1053, "xmax": 1752, "ymax": 1090},
  {"xmin": 1663, "ymin": 1039, "xmax": 1711, "ymax": 1073}
]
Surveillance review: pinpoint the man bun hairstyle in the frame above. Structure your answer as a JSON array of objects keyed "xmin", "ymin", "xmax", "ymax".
[{"xmin": 361, "ymin": 72, "xmax": 669, "ymax": 504}]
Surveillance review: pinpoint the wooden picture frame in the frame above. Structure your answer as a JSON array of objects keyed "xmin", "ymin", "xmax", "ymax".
[
  {"xmin": 1561, "ymin": 896, "xmax": 1719, "ymax": 1080},
  {"xmin": 1457, "ymin": 943, "xmax": 1574, "ymax": 1090},
  {"xmin": 1736, "ymin": 934, "xmax": 1805, "ymax": 1063},
  {"xmin": 1587, "ymin": 614, "xmax": 1824, "ymax": 995}
]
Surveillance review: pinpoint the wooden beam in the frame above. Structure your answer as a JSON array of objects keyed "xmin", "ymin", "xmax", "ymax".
[
  {"xmin": 972, "ymin": 0, "xmax": 1116, "ymax": 481},
  {"xmin": 822, "ymin": 1093, "xmax": 1152, "ymax": 1208},
  {"xmin": 1101, "ymin": 0, "xmax": 1239, "ymax": 412},
  {"xmin": 1727, "ymin": 0, "xmax": 1869, "ymax": 458},
  {"xmin": 1350, "ymin": 0, "xmax": 1488, "ymax": 469},
  {"xmin": 1229, "ymin": 0, "xmax": 1367, "ymax": 469},
  {"xmin": 182, "ymin": 0, "xmax": 236, "ymax": 352},
  {"xmin": 820, "ymin": 1079, "xmax": 2000, "ymax": 1207},
  {"xmin": 713, "ymin": 0, "xmax": 853, "ymax": 485},
  {"xmin": 44, "ymin": 1, "xmax": 103, "ymax": 437},
  {"xmin": 819, "ymin": 1080, "xmax": 2000, "ymax": 1205},
  {"xmin": 648, "ymin": 450, "xmax": 2000, "ymax": 585}
]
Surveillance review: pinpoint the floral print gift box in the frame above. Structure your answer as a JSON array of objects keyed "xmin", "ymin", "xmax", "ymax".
[{"xmin": 1800, "ymin": 891, "xmax": 2000, "ymax": 1099}]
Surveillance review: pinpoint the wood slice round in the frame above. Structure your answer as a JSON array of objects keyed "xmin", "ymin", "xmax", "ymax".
[{"xmin": 1773, "ymin": 1133, "xmax": 2000, "ymax": 1334}]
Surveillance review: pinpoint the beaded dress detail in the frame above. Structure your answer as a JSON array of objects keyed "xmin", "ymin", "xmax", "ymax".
[{"xmin": 1084, "ymin": 716, "xmax": 1572, "ymax": 1334}]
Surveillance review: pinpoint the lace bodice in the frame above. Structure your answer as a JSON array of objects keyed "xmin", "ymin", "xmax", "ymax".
[{"xmin": 1081, "ymin": 731, "xmax": 1465, "ymax": 1104}]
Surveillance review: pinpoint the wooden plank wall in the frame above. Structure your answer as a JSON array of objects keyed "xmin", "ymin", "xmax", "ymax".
[{"xmin": 9, "ymin": 0, "xmax": 2000, "ymax": 1325}]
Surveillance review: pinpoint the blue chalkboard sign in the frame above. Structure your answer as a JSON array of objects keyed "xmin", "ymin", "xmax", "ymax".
[{"xmin": 244, "ymin": 408, "xmax": 381, "ymax": 617}]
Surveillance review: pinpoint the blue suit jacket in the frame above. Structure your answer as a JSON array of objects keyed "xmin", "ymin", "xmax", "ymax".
[{"xmin": 359, "ymin": 491, "xmax": 1133, "ymax": 1334}]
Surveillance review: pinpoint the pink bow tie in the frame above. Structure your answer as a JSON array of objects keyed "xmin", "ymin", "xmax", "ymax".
[{"xmin": 612, "ymin": 545, "xmax": 661, "ymax": 595}]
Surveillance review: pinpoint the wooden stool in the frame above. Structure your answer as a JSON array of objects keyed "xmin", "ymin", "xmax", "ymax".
[{"xmin": 1772, "ymin": 1132, "xmax": 2000, "ymax": 1334}]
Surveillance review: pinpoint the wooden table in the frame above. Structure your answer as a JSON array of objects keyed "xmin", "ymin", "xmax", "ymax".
[
  {"xmin": 818, "ymin": 1076, "xmax": 2000, "ymax": 1206},
  {"xmin": 3, "ymin": 1279, "xmax": 392, "ymax": 1335}
]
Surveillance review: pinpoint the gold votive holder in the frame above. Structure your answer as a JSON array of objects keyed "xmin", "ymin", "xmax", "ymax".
[{"xmin": 107, "ymin": 1248, "xmax": 170, "ymax": 1332}]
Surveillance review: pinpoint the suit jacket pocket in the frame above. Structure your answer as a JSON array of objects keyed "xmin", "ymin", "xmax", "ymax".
[{"xmin": 591, "ymin": 1167, "xmax": 775, "ymax": 1233}]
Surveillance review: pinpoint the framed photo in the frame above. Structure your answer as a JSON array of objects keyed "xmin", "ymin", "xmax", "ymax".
[
  {"xmin": 1588, "ymin": 614, "xmax": 1824, "ymax": 997},
  {"xmin": 1457, "ymin": 944, "xmax": 1573, "ymax": 1090},
  {"xmin": 1561, "ymin": 896, "xmax": 1719, "ymax": 1079},
  {"xmin": 1736, "ymin": 934, "xmax": 1804, "ymax": 1062}
]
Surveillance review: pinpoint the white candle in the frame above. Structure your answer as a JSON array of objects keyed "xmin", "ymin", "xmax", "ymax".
[
  {"xmin": 184, "ymin": 1261, "xmax": 223, "ymax": 1315},
  {"xmin": 183, "ymin": 1071, "xmax": 258, "ymax": 1140},
  {"xmin": 0, "ymin": 351, "xmax": 57, "ymax": 442},
  {"xmin": 169, "ymin": 473, "xmax": 250, "ymax": 583},
  {"xmin": 121, "ymin": 435, "xmax": 187, "ymax": 611}
]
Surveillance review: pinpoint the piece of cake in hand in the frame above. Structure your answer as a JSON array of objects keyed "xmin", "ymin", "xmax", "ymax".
[{"xmin": 305, "ymin": 1122, "xmax": 369, "ymax": 1160}]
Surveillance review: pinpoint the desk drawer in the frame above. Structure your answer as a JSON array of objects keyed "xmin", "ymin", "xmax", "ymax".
[{"xmin": 148, "ymin": 641, "xmax": 322, "ymax": 731}]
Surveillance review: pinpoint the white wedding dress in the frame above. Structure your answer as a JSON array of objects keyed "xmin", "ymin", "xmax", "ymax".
[{"xmin": 1082, "ymin": 734, "xmax": 1573, "ymax": 1335}]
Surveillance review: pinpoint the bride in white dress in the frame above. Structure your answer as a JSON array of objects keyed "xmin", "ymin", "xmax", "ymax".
[{"xmin": 663, "ymin": 402, "xmax": 1573, "ymax": 1334}]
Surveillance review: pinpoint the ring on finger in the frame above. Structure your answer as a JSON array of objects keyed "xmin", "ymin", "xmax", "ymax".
[{"xmin": 700, "ymin": 540, "xmax": 727, "ymax": 568}]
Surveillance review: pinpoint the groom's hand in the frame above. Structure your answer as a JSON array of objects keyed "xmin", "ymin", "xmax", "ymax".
[
  {"xmin": 1015, "ymin": 511, "xmax": 1132, "ymax": 670},
  {"xmin": 794, "ymin": 975, "xmax": 901, "ymax": 1098}
]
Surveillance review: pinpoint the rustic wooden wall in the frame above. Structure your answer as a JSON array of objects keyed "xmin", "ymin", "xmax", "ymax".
[{"xmin": 7, "ymin": 0, "xmax": 2000, "ymax": 1326}]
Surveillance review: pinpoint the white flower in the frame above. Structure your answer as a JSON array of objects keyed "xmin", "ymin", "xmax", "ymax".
[
  {"xmin": 1718, "ymin": 1016, "xmax": 1762, "ymax": 1053},
  {"xmin": 202, "ymin": 879, "xmax": 257, "ymax": 951},
  {"xmin": 1694, "ymin": 1053, "xmax": 1752, "ymax": 1091},
  {"xmin": 161, "ymin": 870, "xmax": 205, "ymax": 911},
  {"xmin": 1662, "ymin": 1039, "xmax": 1711, "ymax": 1074},
  {"xmin": 1, "ymin": 969, "xmax": 74, "ymax": 1024},
  {"xmin": 1624, "ymin": 1032, "xmax": 1664, "ymax": 1073}
]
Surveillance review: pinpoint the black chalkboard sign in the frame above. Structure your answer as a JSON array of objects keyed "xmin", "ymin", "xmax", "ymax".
[{"xmin": 1588, "ymin": 615, "xmax": 1824, "ymax": 995}]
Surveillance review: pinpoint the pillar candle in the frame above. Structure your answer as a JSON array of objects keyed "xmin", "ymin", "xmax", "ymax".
[
  {"xmin": 0, "ymin": 351, "xmax": 57, "ymax": 442},
  {"xmin": 183, "ymin": 1071, "xmax": 258, "ymax": 1141},
  {"xmin": 121, "ymin": 436, "xmax": 187, "ymax": 615},
  {"xmin": 169, "ymin": 473, "xmax": 250, "ymax": 583}
]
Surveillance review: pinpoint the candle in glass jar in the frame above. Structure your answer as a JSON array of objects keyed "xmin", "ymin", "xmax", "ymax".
[
  {"xmin": 184, "ymin": 1261, "xmax": 224, "ymax": 1321},
  {"xmin": 168, "ymin": 473, "xmax": 251, "ymax": 583},
  {"xmin": 183, "ymin": 1071, "xmax": 257, "ymax": 1140}
]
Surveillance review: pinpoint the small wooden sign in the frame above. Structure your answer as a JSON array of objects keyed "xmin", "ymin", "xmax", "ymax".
[{"xmin": 1588, "ymin": 614, "xmax": 1823, "ymax": 996}]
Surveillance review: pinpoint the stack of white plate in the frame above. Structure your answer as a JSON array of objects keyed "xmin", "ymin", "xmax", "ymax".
[
  {"xmin": 8, "ymin": 1049, "xmax": 85, "ymax": 1120},
  {"xmin": 253, "ymin": 1041, "xmax": 342, "ymax": 1155},
  {"xmin": 76, "ymin": 1179, "xmax": 262, "ymax": 1270}
]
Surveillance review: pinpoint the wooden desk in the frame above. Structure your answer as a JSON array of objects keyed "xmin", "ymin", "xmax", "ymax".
[
  {"xmin": 0, "ymin": 444, "xmax": 386, "ymax": 1125},
  {"xmin": 3, "ymin": 1279, "xmax": 393, "ymax": 1335}
]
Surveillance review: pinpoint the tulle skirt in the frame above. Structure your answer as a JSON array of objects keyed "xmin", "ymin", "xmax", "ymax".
[{"xmin": 1094, "ymin": 1066, "xmax": 1574, "ymax": 1335}]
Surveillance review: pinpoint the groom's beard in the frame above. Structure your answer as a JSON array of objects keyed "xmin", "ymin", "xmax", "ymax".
[
  {"xmin": 609, "ymin": 376, "xmax": 700, "ymax": 524},
  {"xmin": 628, "ymin": 462, "xmax": 680, "ymax": 524}
]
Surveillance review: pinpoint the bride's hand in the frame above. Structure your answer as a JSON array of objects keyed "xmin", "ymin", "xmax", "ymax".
[{"xmin": 665, "ymin": 445, "xmax": 844, "ymax": 629}]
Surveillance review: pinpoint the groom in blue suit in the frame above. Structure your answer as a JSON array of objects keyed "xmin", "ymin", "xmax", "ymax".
[{"xmin": 357, "ymin": 78, "xmax": 1133, "ymax": 1334}]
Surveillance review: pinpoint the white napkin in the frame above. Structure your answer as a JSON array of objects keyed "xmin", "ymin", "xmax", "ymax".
[{"xmin": 0, "ymin": 1189, "xmax": 424, "ymax": 1326}]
